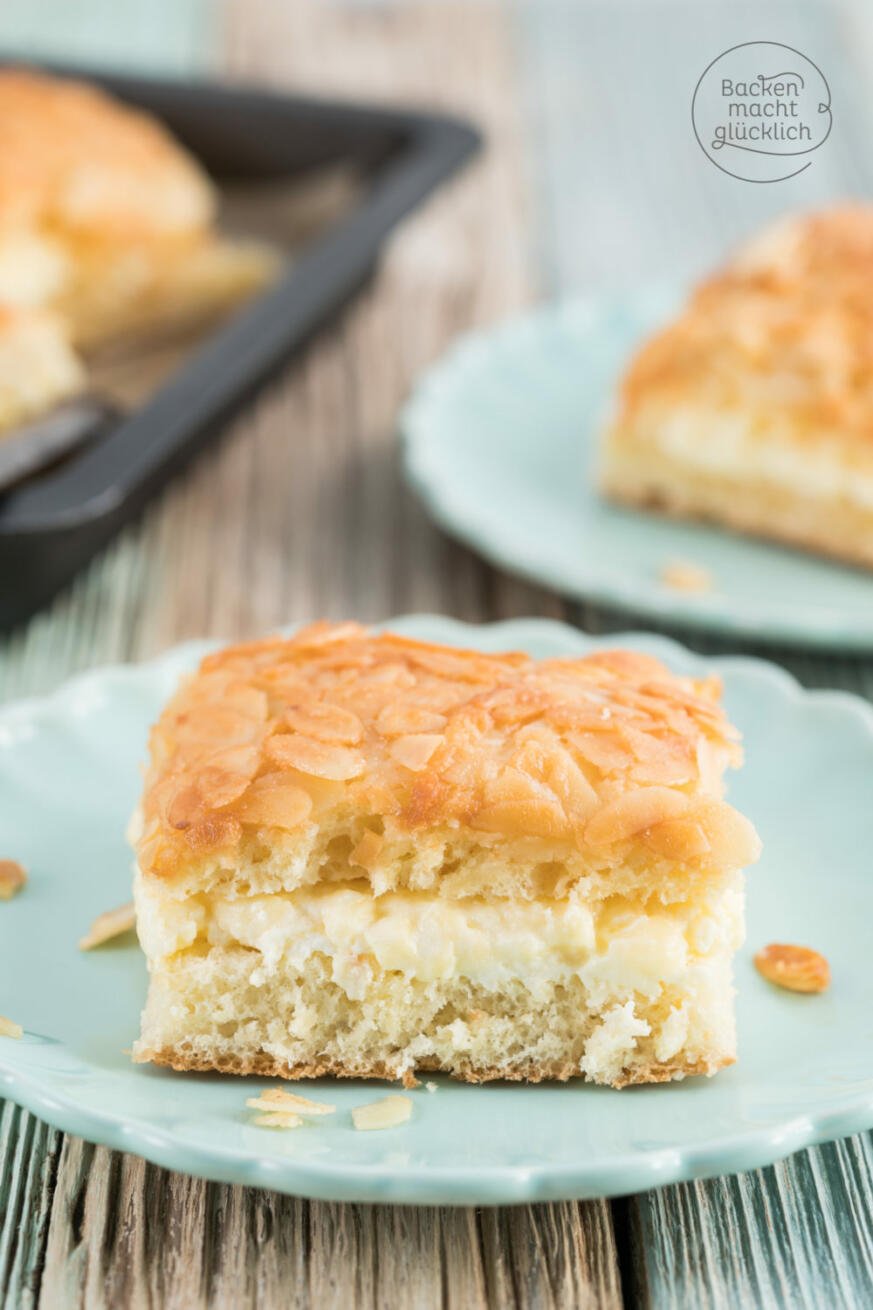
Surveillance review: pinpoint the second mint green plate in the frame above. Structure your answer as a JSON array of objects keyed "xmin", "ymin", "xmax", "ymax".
[
  {"xmin": 402, "ymin": 291, "xmax": 873, "ymax": 650},
  {"xmin": 2, "ymin": 617, "xmax": 873, "ymax": 1204}
]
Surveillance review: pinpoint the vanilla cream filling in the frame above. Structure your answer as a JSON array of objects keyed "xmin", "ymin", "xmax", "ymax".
[
  {"xmin": 629, "ymin": 408, "xmax": 873, "ymax": 510},
  {"xmin": 135, "ymin": 873, "xmax": 743, "ymax": 1006}
]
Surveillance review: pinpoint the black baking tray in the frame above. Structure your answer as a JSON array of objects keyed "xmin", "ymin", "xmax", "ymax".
[{"xmin": 0, "ymin": 62, "xmax": 479, "ymax": 631}]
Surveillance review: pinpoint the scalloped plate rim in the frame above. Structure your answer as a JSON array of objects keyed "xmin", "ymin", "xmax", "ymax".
[
  {"xmin": 400, "ymin": 296, "xmax": 873, "ymax": 650},
  {"xmin": 1, "ymin": 614, "xmax": 872, "ymax": 1204}
]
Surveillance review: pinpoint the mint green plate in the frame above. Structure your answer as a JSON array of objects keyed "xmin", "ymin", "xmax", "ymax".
[
  {"xmin": 2, "ymin": 616, "xmax": 872, "ymax": 1204},
  {"xmin": 402, "ymin": 292, "xmax": 873, "ymax": 650}
]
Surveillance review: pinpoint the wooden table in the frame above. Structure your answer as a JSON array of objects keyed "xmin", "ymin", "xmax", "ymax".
[{"xmin": 2, "ymin": 2, "xmax": 873, "ymax": 1305}]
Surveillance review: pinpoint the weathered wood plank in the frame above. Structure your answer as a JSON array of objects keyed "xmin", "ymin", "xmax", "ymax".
[
  {"xmin": 0, "ymin": 1105, "xmax": 61, "ymax": 1310},
  {"xmin": 629, "ymin": 1135, "xmax": 873, "ymax": 1308}
]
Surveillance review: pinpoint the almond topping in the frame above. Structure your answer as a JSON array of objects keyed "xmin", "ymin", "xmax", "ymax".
[
  {"xmin": 696, "ymin": 800, "xmax": 762, "ymax": 867},
  {"xmin": 388, "ymin": 733, "xmax": 443, "ymax": 772},
  {"xmin": 0, "ymin": 1015, "xmax": 23, "ymax": 1039},
  {"xmin": 282, "ymin": 702, "xmax": 363, "ymax": 744},
  {"xmin": 474, "ymin": 766, "xmax": 570, "ymax": 839},
  {"xmin": 643, "ymin": 816, "xmax": 711, "ymax": 861},
  {"xmin": 585, "ymin": 786, "xmax": 690, "ymax": 847},
  {"xmin": 376, "ymin": 705, "xmax": 447, "ymax": 737},
  {"xmin": 196, "ymin": 745, "xmax": 261, "ymax": 808},
  {"xmin": 754, "ymin": 943, "xmax": 830, "ymax": 994},
  {"xmin": 186, "ymin": 814, "xmax": 242, "ymax": 854},
  {"xmin": 352, "ymin": 1095, "xmax": 412, "ymax": 1131},
  {"xmin": 251, "ymin": 1112, "xmax": 304, "ymax": 1129},
  {"xmin": 234, "ymin": 775, "xmax": 313, "ymax": 830},
  {"xmin": 660, "ymin": 560, "xmax": 713, "ymax": 594},
  {"xmin": 246, "ymin": 1089, "xmax": 335, "ymax": 1116},
  {"xmin": 79, "ymin": 903, "xmax": 136, "ymax": 951},
  {"xmin": 0, "ymin": 859, "xmax": 27, "ymax": 900},
  {"xmin": 350, "ymin": 829, "xmax": 384, "ymax": 870},
  {"xmin": 265, "ymin": 735, "xmax": 365, "ymax": 781}
]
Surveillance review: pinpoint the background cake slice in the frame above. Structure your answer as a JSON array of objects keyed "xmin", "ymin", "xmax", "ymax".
[
  {"xmin": 600, "ymin": 205, "xmax": 873, "ymax": 569},
  {"xmin": 132, "ymin": 623, "xmax": 760, "ymax": 1088}
]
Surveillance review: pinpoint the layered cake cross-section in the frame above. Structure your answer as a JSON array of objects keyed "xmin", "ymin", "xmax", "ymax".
[
  {"xmin": 132, "ymin": 623, "xmax": 760, "ymax": 1088},
  {"xmin": 600, "ymin": 205, "xmax": 873, "ymax": 569}
]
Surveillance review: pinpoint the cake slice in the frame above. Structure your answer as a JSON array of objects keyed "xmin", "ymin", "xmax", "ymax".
[
  {"xmin": 600, "ymin": 206, "xmax": 873, "ymax": 569},
  {"xmin": 131, "ymin": 623, "xmax": 760, "ymax": 1088},
  {"xmin": 0, "ymin": 68, "xmax": 277, "ymax": 352},
  {"xmin": 0, "ymin": 306, "xmax": 84, "ymax": 436}
]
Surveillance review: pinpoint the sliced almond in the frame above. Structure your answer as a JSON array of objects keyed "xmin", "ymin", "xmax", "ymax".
[
  {"xmin": 375, "ymin": 704, "xmax": 447, "ymax": 737},
  {"xmin": 79, "ymin": 903, "xmax": 136, "ymax": 951},
  {"xmin": 251, "ymin": 1111, "xmax": 304, "ymax": 1129},
  {"xmin": 0, "ymin": 859, "xmax": 27, "ymax": 900},
  {"xmin": 585, "ymin": 787, "xmax": 689, "ymax": 847},
  {"xmin": 246, "ymin": 1089, "xmax": 335, "ymax": 1116},
  {"xmin": 351, "ymin": 1095, "xmax": 412, "ymax": 1131},
  {"xmin": 234, "ymin": 775, "xmax": 313, "ymax": 830},
  {"xmin": 754, "ymin": 943, "xmax": 830, "ymax": 994},
  {"xmin": 388, "ymin": 733, "xmax": 443, "ymax": 772},
  {"xmin": 282, "ymin": 702, "xmax": 363, "ymax": 744},
  {"xmin": 265, "ymin": 734, "xmax": 365, "ymax": 781},
  {"xmin": 0, "ymin": 1015, "xmax": 23, "ymax": 1039}
]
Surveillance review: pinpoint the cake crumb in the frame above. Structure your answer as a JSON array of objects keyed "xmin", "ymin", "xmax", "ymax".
[
  {"xmin": 754, "ymin": 943, "xmax": 830, "ymax": 994},
  {"xmin": 660, "ymin": 559, "xmax": 713, "ymax": 594},
  {"xmin": 79, "ymin": 902, "xmax": 136, "ymax": 951},
  {"xmin": 0, "ymin": 859, "xmax": 27, "ymax": 900},
  {"xmin": 0, "ymin": 1015, "xmax": 23, "ymax": 1039},
  {"xmin": 425, "ymin": 1081, "xmax": 438, "ymax": 1094},
  {"xmin": 352, "ymin": 1095, "xmax": 412, "ymax": 1131}
]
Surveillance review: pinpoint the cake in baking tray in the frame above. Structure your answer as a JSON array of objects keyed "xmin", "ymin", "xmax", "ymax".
[
  {"xmin": 600, "ymin": 206, "xmax": 873, "ymax": 569},
  {"xmin": 0, "ymin": 68, "xmax": 277, "ymax": 436},
  {"xmin": 131, "ymin": 623, "xmax": 760, "ymax": 1088}
]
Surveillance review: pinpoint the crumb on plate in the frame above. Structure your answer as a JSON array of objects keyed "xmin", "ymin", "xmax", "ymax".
[{"xmin": 659, "ymin": 560, "xmax": 713, "ymax": 594}]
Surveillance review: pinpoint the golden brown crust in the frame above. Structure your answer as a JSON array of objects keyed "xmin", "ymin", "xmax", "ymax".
[
  {"xmin": 135, "ymin": 1046, "xmax": 727, "ymax": 1088},
  {"xmin": 136, "ymin": 622, "xmax": 755, "ymax": 882},
  {"xmin": 615, "ymin": 205, "xmax": 873, "ymax": 442},
  {"xmin": 0, "ymin": 68, "xmax": 214, "ymax": 241}
]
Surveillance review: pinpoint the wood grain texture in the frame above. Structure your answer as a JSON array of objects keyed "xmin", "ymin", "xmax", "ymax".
[{"xmin": 628, "ymin": 1136, "xmax": 873, "ymax": 1309}]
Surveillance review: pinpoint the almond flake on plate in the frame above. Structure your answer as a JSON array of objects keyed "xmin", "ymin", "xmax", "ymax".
[
  {"xmin": 79, "ymin": 902, "xmax": 136, "ymax": 951},
  {"xmin": 0, "ymin": 859, "xmax": 27, "ymax": 900},
  {"xmin": 352, "ymin": 1095, "xmax": 412, "ymax": 1131},
  {"xmin": 754, "ymin": 943, "xmax": 830, "ymax": 994},
  {"xmin": 246, "ymin": 1088, "xmax": 335, "ymax": 1116},
  {"xmin": 251, "ymin": 1111, "xmax": 303, "ymax": 1129},
  {"xmin": 0, "ymin": 1015, "xmax": 23, "ymax": 1039}
]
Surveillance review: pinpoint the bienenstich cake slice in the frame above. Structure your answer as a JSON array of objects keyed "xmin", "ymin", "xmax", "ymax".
[
  {"xmin": 132, "ymin": 623, "xmax": 760, "ymax": 1088},
  {"xmin": 600, "ymin": 205, "xmax": 873, "ymax": 569}
]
